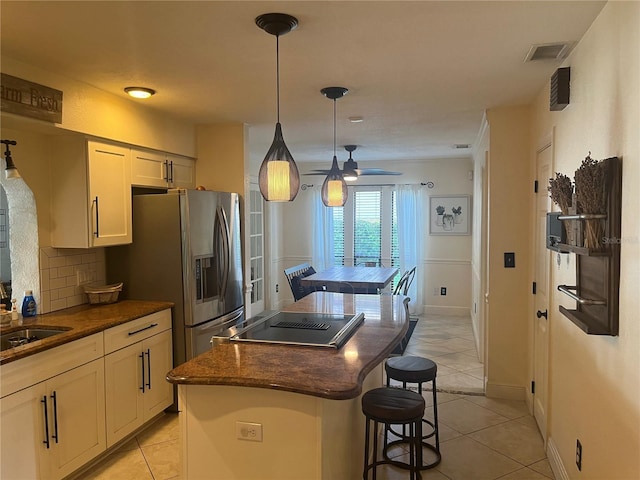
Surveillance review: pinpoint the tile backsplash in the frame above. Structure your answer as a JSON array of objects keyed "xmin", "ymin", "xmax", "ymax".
[{"xmin": 39, "ymin": 247, "xmax": 106, "ymax": 314}]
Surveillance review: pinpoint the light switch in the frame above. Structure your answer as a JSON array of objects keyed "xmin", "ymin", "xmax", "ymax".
[{"xmin": 504, "ymin": 252, "xmax": 515, "ymax": 268}]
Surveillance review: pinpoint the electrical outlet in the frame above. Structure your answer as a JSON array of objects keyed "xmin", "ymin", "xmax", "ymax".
[
  {"xmin": 236, "ymin": 422, "xmax": 263, "ymax": 442},
  {"xmin": 440, "ymin": 287, "xmax": 447, "ymax": 296},
  {"xmin": 275, "ymin": 284, "xmax": 279, "ymax": 293},
  {"xmin": 76, "ymin": 269, "xmax": 92, "ymax": 286},
  {"xmin": 576, "ymin": 439, "xmax": 582, "ymax": 471}
]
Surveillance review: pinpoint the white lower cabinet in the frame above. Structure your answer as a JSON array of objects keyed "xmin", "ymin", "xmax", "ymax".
[
  {"xmin": 0, "ymin": 358, "xmax": 106, "ymax": 480},
  {"xmin": 0, "ymin": 382, "xmax": 48, "ymax": 479},
  {"xmin": 0, "ymin": 309, "xmax": 173, "ymax": 479},
  {"xmin": 104, "ymin": 311, "xmax": 173, "ymax": 447}
]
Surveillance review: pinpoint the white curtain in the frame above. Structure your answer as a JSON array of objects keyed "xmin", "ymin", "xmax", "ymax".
[
  {"xmin": 396, "ymin": 184, "xmax": 424, "ymax": 315},
  {"xmin": 311, "ymin": 186, "xmax": 334, "ymax": 271}
]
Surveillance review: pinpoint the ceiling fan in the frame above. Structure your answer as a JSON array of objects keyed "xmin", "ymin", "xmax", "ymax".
[{"xmin": 305, "ymin": 145, "xmax": 402, "ymax": 180}]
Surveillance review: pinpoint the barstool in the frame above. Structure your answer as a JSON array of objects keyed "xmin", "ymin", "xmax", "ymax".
[
  {"xmin": 384, "ymin": 356, "xmax": 441, "ymax": 469},
  {"xmin": 362, "ymin": 387, "xmax": 425, "ymax": 480}
]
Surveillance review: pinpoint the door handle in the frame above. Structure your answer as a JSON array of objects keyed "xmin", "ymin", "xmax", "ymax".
[
  {"xmin": 140, "ymin": 352, "xmax": 146, "ymax": 392},
  {"xmin": 536, "ymin": 309, "xmax": 548, "ymax": 319},
  {"xmin": 93, "ymin": 196, "xmax": 99, "ymax": 237},
  {"xmin": 50, "ymin": 391, "xmax": 59, "ymax": 444},
  {"xmin": 41, "ymin": 396, "xmax": 50, "ymax": 449},
  {"xmin": 145, "ymin": 349, "xmax": 151, "ymax": 390}
]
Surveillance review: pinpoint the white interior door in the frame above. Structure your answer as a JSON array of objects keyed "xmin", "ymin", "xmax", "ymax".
[
  {"xmin": 249, "ymin": 187, "xmax": 265, "ymax": 315},
  {"xmin": 533, "ymin": 142, "xmax": 552, "ymax": 440}
]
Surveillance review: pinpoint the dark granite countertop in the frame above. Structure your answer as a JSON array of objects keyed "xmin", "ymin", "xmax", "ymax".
[
  {"xmin": 0, "ymin": 300, "xmax": 174, "ymax": 365},
  {"xmin": 166, "ymin": 292, "xmax": 408, "ymax": 400}
]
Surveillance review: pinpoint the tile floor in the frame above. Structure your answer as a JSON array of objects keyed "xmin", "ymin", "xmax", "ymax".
[
  {"xmin": 79, "ymin": 314, "xmax": 554, "ymax": 480},
  {"xmin": 403, "ymin": 313, "xmax": 484, "ymax": 395}
]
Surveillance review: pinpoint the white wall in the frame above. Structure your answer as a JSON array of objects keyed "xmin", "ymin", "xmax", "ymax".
[
  {"xmin": 484, "ymin": 106, "xmax": 533, "ymax": 400},
  {"xmin": 2, "ymin": 57, "xmax": 196, "ymax": 157},
  {"xmin": 530, "ymin": 3, "xmax": 639, "ymax": 478},
  {"xmin": 272, "ymin": 157, "xmax": 474, "ymax": 313}
]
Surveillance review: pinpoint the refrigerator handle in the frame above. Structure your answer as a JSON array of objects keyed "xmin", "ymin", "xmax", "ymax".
[{"xmin": 215, "ymin": 206, "xmax": 230, "ymax": 299}]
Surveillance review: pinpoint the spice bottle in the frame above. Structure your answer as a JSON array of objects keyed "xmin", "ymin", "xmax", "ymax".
[{"xmin": 21, "ymin": 290, "xmax": 37, "ymax": 317}]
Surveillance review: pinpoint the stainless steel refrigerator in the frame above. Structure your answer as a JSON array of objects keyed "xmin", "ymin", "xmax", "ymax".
[{"xmin": 107, "ymin": 189, "xmax": 245, "ymax": 369}]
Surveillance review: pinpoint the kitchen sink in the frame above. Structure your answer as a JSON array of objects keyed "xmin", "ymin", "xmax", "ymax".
[{"xmin": 0, "ymin": 327, "xmax": 71, "ymax": 351}]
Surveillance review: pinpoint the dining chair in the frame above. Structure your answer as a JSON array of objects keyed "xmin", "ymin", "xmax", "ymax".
[
  {"xmin": 284, "ymin": 263, "xmax": 316, "ymax": 301},
  {"xmin": 393, "ymin": 266, "xmax": 417, "ymax": 296}
]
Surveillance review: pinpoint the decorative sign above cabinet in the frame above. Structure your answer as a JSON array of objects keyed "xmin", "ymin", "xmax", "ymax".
[{"xmin": 1, "ymin": 73, "xmax": 63, "ymax": 123}]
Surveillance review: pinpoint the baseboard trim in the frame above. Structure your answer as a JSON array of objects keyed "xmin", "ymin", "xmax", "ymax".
[
  {"xmin": 547, "ymin": 436, "xmax": 569, "ymax": 480},
  {"xmin": 485, "ymin": 383, "xmax": 526, "ymax": 400}
]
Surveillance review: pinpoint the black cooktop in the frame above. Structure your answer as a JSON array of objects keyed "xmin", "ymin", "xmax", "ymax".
[{"xmin": 230, "ymin": 311, "xmax": 365, "ymax": 349}]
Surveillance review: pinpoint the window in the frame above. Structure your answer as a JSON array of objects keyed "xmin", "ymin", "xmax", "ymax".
[{"xmin": 332, "ymin": 187, "xmax": 400, "ymax": 284}]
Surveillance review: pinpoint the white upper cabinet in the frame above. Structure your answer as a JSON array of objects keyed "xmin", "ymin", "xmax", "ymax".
[
  {"xmin": 131, "ymin": 148, "xmax": 195, "ymax": 189},
  {"xmin": 51, "ymin": 137, "xmax": 132, "ymax": 248}
]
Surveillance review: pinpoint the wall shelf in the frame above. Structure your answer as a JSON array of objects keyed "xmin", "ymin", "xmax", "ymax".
[{"xmin": 557, "ymin": 156, "xmax": 621, "ymax": 336}]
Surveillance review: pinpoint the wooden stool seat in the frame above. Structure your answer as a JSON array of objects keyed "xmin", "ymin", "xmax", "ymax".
[
  {"xmin": 385, "ymin": 356, "xmax": 442, "ymax": 469},
  {"xmin": 362, "ymin": 387, "xmax": 425, "ymax": 479}
]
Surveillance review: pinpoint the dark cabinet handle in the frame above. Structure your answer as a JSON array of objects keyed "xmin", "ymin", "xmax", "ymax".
[
  {"xmin": 536, "ymin": 310, "xmax": 548, "ymax": 319},
  {"xmin": 169, "ymin": 161, "xmax": 174, "ymax": 184},
  {"xmin": 128, "ymin": 323, "xmax": 159, "ymax": 336},
  {"xmin": 41, "ymin": 396, "xmax": 50, "ymax": 449},
  {"xmin": 140, "ymin": 352, "xmax": 146, "ymax": 392},
  {"xmin": 145, "ymin": 349, "xmax": 151, "ymax": 390},
  {"xmin": 51, "ymin": 391, "xmax": 59, "ymax": 444},
  {"xmin": 93, "ymin": 196, "xmax": 99, "ymax": 237},
  {"xmin": 163, "ymin": 160, "xmax": 169, "ymax": 182}
]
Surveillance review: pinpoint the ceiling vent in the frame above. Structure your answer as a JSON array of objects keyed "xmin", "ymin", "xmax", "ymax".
[{"xmin": 524, "ymin": 42, "xmax": 574, "ymax": 62}]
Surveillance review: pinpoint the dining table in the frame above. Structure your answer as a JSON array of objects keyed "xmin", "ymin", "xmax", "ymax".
[{"xmin": 299, "ymin": 265, "xmax": 399, "ymax": 293}]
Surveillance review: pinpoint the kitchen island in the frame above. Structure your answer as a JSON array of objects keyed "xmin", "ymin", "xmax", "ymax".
[{"xmin": 167, "ymin": 292, "xmax": 409, "ymax": 480}]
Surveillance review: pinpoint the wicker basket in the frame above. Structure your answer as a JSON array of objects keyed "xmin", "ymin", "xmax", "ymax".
[{"xmin": 84, "ymin": 282, "xmax": 123, "ymax": 305}]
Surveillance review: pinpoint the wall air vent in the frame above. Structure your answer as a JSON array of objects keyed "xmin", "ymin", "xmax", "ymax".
[
  {"xmin": 550, "ymin": 67, "xmax": 571, "ymax": 111},
  {"xmin": 454, "ymin": 144, "xmax": 470, "ymax": 149},
  {"xmin": 524, "ymin": 42, "xmax": 574, "ymax": 62}
]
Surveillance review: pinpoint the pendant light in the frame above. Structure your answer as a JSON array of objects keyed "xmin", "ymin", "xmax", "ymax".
[
  {"xmin": 1, "ymin": 140, "xmax": 20, "ymax": 179},
  {"xmin": 256, "ymin": 13, "xmax": 300, "ymax": 202},
  {"xmin": 320, "ymin": 87, "xmax": 349, "ymax": 207}
]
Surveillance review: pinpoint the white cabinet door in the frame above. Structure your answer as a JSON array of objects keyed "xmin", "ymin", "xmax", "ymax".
[
  {"xmin": 50, "ymin": 137, "xmax": 132, "ymax": 248},
  {"xmin": 132, "ymin": 149, "xmax": 195, "ymax": 189},
  {"xmin": 88, "ymin": 141, "xmax": 132, "ymax": 247},
  {"xmin": 105, "ymin": 343, "xmax": 145, "ymax": 447},
  {"xmin": 142, "ymin": 329, "xmax": 174, "ymax": 420},
  {"xmin": 168, "ymin": 155, "xmax": 195, "ymax": 189},
  {"xmin": 0, "ymin": 383, "xmax": 49, "ymax": 480},
  {"xmin": 104, "ymin": 315, "xmax": 173, "ymax": 447},
  {"xmin": 131, "ymin": 149, "xmax": 169, "ymax": 188},
  {"xmin": 46, "ymin": 358, "xmax": 106, "ymax": 480}
]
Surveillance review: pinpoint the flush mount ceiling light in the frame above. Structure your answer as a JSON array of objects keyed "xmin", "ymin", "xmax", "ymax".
[
  {"xmin": 342, "ymin": 145, "xmax": 359, "ymax": 182},
  {"xmin": 124, "ymin": 87, "xmax": 156, "ymax": 99},
  {"xmin": 256, "ymin": 13, "xmax": 300, "ymax": 202},
  {"xmin": 1, "ymin": 139, "xmax": 20, "ymax": 179},
  {"xmin": 320, "ymin": 86, "xmax": 349, "ymax": 207}
]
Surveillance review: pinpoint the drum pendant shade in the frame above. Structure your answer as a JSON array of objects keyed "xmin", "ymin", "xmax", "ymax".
[
  {"xmin": 320, "ymin": 86, "xmax": 349, "ymax": 207},
  {"xmin": 256, "ymin": 13, "xmax": 300, "ymax": 202}
]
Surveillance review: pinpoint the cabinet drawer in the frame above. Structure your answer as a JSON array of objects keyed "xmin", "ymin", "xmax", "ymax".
[
  {"xmin": 1, "ymin": 332, "xmax": 104, "ymax": 398},
  {"xmin": 104, "ymin": 310, "xmax": 171, "ymax": 354}
]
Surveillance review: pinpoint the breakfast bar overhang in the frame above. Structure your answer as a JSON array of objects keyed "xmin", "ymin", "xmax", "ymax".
[{"xmin": 167, "ymin": 292, "xmax": 409, "ymax": 480}]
